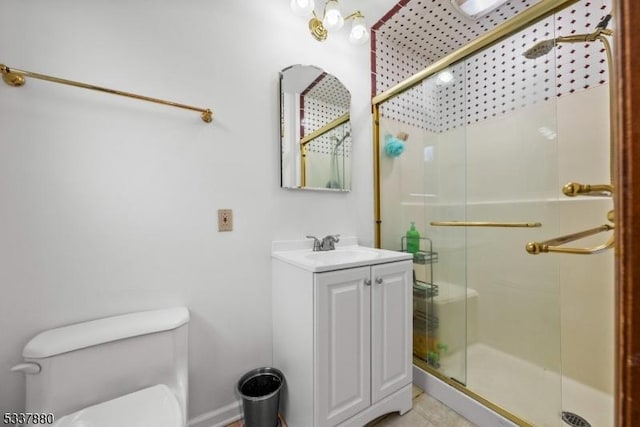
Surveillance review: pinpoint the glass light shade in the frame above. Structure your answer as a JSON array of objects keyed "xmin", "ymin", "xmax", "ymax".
[
  {"xmin": 323, "ymin": 0, "xmax": 344, "ymax": 31},
  {"xmin": 348, "ymin": 17, "xmax": 369, "ymax": 45},
  {"xmin": 290, "ymin": 0, "xmax": 315, "ymax": 17}
]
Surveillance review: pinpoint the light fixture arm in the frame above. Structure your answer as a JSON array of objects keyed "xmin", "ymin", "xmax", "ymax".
[
  {"xmin": 321, "ymin": 1, "xmax": 331, "ymax": 18},
  {"xmin": 343, "ymin": 10, "xmax": 364, "ymax": 21}
]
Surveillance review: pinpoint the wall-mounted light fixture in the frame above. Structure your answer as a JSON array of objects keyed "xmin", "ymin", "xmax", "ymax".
[{"xmin": 290, "ymin": 0, "xmax": 370, "ymax": 45}]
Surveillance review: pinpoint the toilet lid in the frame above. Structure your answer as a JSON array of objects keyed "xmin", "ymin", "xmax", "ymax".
[{"xmin": 53, "ymin": 384, "xmax": 182, "ymax": 427}]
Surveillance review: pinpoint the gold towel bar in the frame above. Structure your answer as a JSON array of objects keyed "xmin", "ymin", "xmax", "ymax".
[
  {"xmin": 1, "ymin": 64, "xmax": 213, "ymax": 123},
  {"xmin": 430, "ymin": 221, "xmax": 542, "ymax": 228},
  {"xmin": 526, "ymin": 224, "xmax": 614, "ymax": 255}
]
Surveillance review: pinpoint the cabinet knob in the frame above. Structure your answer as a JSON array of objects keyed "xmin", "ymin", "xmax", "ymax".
[
  {"xmin": 364, "ymin": 279, "xmax": 371, "ymax": 286},
  {"xmin": 375, "ymin": 277, "xmax": 383, "ymax": 284}
]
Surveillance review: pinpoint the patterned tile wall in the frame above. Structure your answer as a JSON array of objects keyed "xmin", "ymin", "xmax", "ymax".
[{"xmin": 373, "ymin": 0, "xmax": 613, "ymax": 132}]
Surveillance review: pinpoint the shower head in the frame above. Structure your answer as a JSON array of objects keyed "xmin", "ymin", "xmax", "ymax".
[
  {"xmin": 523, "ymin": 39, "xmax": 556, "ymax": 59},
  {"xmin": 523, "ymin": 13, "xmax": 613, "ymax": 59},
  {"xmin": 596, "ymin": 14, "xmax": 612, "ymax": 29},
  {"xmin": 331, "ymin": 131, "xmax": 351, "ymax": 148}
]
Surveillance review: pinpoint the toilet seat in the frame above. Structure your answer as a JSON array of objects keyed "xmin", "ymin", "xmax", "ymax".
[{"xmin": 53, "ymin": 384, "xmax": 182, "ymax": 427}]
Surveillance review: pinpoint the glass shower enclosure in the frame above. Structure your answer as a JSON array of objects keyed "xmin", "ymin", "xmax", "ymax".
[{"xmin": 374, "ymin": 2, "xmax": 614, "ymax": 426}]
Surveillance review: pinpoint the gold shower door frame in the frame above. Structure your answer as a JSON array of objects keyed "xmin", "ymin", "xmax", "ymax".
[{"xmin": 372, "ymin": 1, "xmax": 580, "ymax": 425}]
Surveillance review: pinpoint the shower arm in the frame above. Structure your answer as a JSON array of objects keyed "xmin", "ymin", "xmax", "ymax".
[
  {"xmin": 525, "ymin": 224, "xmax": 614, "ymax": 255},
  {"xmin": 555, "ymin": 27, "xmax": 613, "ymax": 44},
  {"xmin": 557, "ymin": 23, "xmax": 615, "ymax": 186}
]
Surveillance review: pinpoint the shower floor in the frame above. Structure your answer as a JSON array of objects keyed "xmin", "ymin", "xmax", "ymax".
[{"xmin": 439, "ymin": 343, "xmax": 613, "ymax": 427}]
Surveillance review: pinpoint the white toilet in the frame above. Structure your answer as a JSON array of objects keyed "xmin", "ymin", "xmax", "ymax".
[{"xmin": 11, "ymin": 307, "xmax": 189, "ymax": 427}]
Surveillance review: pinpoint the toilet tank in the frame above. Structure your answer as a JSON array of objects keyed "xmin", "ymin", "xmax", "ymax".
[{"xmin": 17, "ymin": 307, "xmax": 189, "ymax": 424}]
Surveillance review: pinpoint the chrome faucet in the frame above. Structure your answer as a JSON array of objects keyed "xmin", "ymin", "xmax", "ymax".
[
  {"xmin": 306, "ymin": 235, "xmax": 322, "ymax": 251},
  {"xmin": 306, "ymin": 234, "xmax": 340, "ymax": 251}
]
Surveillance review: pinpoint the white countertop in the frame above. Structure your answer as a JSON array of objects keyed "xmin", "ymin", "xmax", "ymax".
[{"xmin": 272, "ymin": 237, "xmax": 412, "ymax": 272}]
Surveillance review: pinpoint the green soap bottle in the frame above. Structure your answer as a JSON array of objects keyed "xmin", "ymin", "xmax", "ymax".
[{"xmin": 406, "ymin": 222, "xmax": 420, "ymax": 254}]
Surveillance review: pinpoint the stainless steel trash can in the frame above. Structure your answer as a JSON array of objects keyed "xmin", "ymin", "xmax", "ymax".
[{"xmin": 237, "ymin": 367, "xmax": 284, "ymax": 427}]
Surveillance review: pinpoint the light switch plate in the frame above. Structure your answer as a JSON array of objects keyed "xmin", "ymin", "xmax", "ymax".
[{"xmin": 218, "ymin": 209, "xmax": 233, "ymax": 232}]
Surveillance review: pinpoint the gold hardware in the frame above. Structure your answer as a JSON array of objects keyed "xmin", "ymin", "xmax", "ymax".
[
  {"xmin": 300, "ymin": 144, "xmax": 308, "ymax": 187},
  {"xmin": 0, "ymin": 63, "xmax": 213, "ymax": 123},
  {"xmin": 547, "ymin": 179, "xmax": 616, "ymax": 254},
  {"xmin": 1, "ymin": 65, "xmax": 25, "ymax": 87},
  {"xmin": 373, "ymin": 104, "xmax": 381, "ymax": 247},
  {"xmin": 525, "ymin": 224, "xmax": 614, "ymax": 255},
  {"xmin": 200, "ymin": 109, "xmax": 213, "ymax": 123},
  {"xmin": 607, "ymin": 210, "xmax": 615, "ymax": 223},
  {"xmin": 299, "ymin": 113, "xmax": 349, "ymax": 146},
  {"xmin": 344, "ymin": 10, "xmax": 364, "ymax": 21},
  {"xmin": 304, "ymin": 3, "xmax": 366, "ymax": 43},
  {"xmin": 309, "ymin": 16, "xmax": 328, "ymax": 41},
  {"xmin": 562, "ymin": 182, "xmax": 614, "ymax": 197},
  {"xmin": 597, "ymin": 33, "xmax": 615, "ymax": 184},
  {"xmin": 430, "ymin": 221, "xmax": 542, "ymax": 228}
]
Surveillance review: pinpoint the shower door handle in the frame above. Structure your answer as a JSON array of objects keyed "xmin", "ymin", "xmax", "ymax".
[{"xmin": 526, "ymin": 224, "xmax": 614, "ymax": 255}]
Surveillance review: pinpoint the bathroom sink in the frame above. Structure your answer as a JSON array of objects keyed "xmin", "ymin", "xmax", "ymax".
[
  {"xmin": 304, "ymin": 247, "xmax": 382, "ymax": 263},
  {"xmin": 272, "ymin": 237, "xmax": 412, "ymax": 272}
]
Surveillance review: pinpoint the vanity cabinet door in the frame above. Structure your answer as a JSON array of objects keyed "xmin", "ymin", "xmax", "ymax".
[
  {"xmin": 371, "ymin": 260, "xmax": 413, "ymax": 403},
  {"xmin": 315, "ymin": 266, "xmax": 371, "ymax": 426}
]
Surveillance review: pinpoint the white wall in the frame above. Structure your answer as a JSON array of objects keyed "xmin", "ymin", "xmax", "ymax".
[{"xmin": 0, "ymin": 0, "xmax": 376, "ymax": 422}]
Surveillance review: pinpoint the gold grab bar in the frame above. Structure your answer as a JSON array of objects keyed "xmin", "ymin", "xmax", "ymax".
[
  {"xmin": 525, "ymin": 224, "xmax": 614, "ymax": 255},
  {"xmin": 562, "ymin": 182, "xmax": 614, "ymax": 197},
  {"xmin": 430, "ymin": 221, "xmax": 542, "ymax": 228},
  {"xmin": 1, "ymin": 64, "xmax": 213, "ymax": 123}
]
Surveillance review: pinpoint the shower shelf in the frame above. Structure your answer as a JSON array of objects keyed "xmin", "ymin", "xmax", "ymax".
[
  {"xmin": 414, "ymin": 280, "xmax": 438, "ymax": 298},
  {"xmin": 400, "ymin": 236, "xmax": 438, "ymax": 265},
  {"xmin": 402, "ymin": 234, "xmax": 441, "ymax": 368}
]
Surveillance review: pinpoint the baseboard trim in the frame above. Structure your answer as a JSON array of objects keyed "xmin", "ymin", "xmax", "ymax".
[
  {"xmin": 412, "ymin": 365, "xmax": 518, "ymax": 427},
  {"xmin": 188, "ymin": 366, "xmax": 519, "ymax": 427},
  {"xmin": 188, "ymin": 400, "xmax": 242, "ymax": 427}
]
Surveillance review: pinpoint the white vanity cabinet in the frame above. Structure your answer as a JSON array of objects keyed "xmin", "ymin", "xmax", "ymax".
[{"xmin": 272, "ymin": 240, "xmax": 413, "ymax": 427}]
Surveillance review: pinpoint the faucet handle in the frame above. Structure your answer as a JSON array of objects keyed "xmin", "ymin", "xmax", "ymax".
[
  {"xmin": 320, "ymin": 234, "xmax": 340, "ymax": 251},
  {"xmin": 306, "ymin": 235, "xmax": 321, "ymax": 251}
]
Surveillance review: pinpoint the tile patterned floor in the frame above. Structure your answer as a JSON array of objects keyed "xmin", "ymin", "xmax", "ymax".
[
  {"xmin": 227, "ymin": 386, "xmax": 478, "ymax": 427},
  {"xmin": 366, "ymin": 386, "xmax": 478, "ymax": 427}
]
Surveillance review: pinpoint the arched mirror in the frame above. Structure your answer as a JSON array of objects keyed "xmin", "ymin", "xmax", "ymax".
[{"xmin": 279, "ymin": 65, "xmax": 352, "ymax": 191}]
